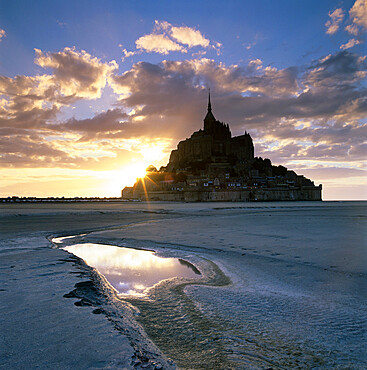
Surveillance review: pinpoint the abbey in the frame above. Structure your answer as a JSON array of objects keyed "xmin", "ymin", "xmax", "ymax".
[{"xmin": 166, "ymin": 92, "xmax": 254, "ymax": 174}]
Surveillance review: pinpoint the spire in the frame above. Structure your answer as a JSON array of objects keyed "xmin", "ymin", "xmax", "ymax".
[
  {"xmin": 204, "ymin": 88, "xmax": 216, "ymax": 131},
  {"xmin": 208, "ymin": 88, "xmax": 212, "ymax": 112}
]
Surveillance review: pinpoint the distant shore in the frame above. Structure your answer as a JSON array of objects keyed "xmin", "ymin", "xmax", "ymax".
[{"xmin": 1, "ymin": 196, "xmax": 133, "ymax": 203}]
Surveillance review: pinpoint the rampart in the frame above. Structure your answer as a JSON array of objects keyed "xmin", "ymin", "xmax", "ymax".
[{"xmin": 130, "ymin": 186, "xmax": 322, "ymax": 202}]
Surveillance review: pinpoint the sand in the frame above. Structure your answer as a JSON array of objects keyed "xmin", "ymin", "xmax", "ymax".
[{"xmin": 0, "ymin": 201, "xmax": 366, "ymax": 368}]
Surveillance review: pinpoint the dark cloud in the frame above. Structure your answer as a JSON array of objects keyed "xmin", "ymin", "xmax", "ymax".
[
  {"xmin": 56, "ymin": 109, "xmax": 128, "ymax": 135},
  {"xmin": 110, "ymin": 52, "xmax": 366, "ymax": 128},
  {"xmin": 0, "ymin": 135, "xmax": 70, "ymax": 167},
  {"xmin": 349, "ymin": 142, "xmax": 367, "ymax": 157},
  {"xmin": 0, "ymin": 133, "xmax": 140, "ymax": 170},
  {"xmin": 306, "ymin": 51, "xmax": 367, "ymax": 88},
  {"xmin": 0, "ymin": 106, "xmax": 59, "ymax": 130}
]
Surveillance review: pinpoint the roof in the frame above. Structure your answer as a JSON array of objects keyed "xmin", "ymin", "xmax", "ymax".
[{"xmin": 204, "ymin": 110, "xmax": 216, "ymax": 122}]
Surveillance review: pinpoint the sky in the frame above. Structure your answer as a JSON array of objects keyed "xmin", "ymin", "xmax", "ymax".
[{"xmin": 0, "ymin": 0, "xmax": 366, "ymax": 200}]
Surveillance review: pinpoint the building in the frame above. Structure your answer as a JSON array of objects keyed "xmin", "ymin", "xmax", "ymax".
[
  {"xmin": 123, "ymin": 93, "xmax": 322, "ymax": 202},
  {"xmin": 166, "ymin": 91, "xmax": 254, "ymax": 176}
]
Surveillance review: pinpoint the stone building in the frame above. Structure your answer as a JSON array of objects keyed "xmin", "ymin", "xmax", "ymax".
[{"xmin": 166, "ymin": 92, "xmax": 254, "ymax": 173}]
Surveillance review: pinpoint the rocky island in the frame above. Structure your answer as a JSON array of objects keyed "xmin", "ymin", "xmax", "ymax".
[{"xmin": 122, "ymin": 93, "xmax": 322, "ymax": 201}]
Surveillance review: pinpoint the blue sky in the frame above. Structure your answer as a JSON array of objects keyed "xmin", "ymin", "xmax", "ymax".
[
  {"xmin": 1, "ymin": 0, "xmax": 360, "ymax": 75},
  {"xmin": 0, "ymin": 0, "xmax": 366, "ymax": 199}
]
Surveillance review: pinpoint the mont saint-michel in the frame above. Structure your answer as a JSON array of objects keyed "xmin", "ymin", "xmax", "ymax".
[{"xmin": 123, "ymin": 94, "xmax": 322, "ymax": 202}]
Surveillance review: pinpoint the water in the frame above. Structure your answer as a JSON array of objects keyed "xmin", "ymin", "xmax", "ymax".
[
  {"xmin": 62, "ymin": 243, "xmax": 200, "ymax": 296},
  {"xmin": 61, "ymin": 241, "xmax": 233, "ymax": 368}
]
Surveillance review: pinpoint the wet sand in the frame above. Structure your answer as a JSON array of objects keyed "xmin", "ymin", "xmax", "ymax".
[{"xmin": 0, "ymin": 201, "xmax": 366, "ymax": 368}]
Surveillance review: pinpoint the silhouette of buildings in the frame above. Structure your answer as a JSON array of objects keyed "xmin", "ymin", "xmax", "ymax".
[
  {"xmin": 123, "ymin": 93, "xmax": 322, "ymax": 201},
  {"xmin": 166, "ymin": 91, "xmax": 254, "ymax": 174}
]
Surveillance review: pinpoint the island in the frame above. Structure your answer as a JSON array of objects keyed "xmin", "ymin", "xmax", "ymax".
[{"xmin": 122, "ymin": 93, "xmax": 322, "ymax": 202}]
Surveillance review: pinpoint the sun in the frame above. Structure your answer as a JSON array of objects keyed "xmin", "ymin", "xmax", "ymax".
[
  {"xmin": 100, "ymin": 140, "xmax": 170, "ymax": 197},
  {"xmin": 101, "ymin": 162, "xmax": 148, "ymax": 197},
  {"xmin": 123, "ymin": 162, "xmax": 148, "ymax": 185}
]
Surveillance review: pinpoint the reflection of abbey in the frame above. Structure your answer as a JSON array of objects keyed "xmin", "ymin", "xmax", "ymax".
[{"xmin": 123, "ymin": 93, "xmax": 322, "ymax": 202}]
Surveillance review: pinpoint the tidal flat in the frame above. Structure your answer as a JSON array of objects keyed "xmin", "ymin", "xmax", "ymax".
[{"xmin": 0, "ymin": 201, "xmax": 366, "ymax": 369}]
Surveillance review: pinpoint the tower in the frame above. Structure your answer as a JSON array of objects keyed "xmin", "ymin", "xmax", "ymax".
[
  {"xmin": 204, "ymin": 89, "xmax": 216, "ymax": 133},
  {"xmin": 203, "ymin": 90, "xmax": 231, "ymax": 139}
]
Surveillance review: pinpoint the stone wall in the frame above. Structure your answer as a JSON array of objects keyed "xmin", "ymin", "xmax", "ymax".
[{"xmin": 129, "ymin": 186, "xmax": 322, "ymax": 202}]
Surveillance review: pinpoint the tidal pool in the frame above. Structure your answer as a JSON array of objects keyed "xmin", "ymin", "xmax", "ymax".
[{"xmin": 62, "ymin": 243, "xmax": 200, "ymax": 296}]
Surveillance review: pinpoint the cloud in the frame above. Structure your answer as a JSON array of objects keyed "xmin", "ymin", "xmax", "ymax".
[
  {"xmin": 158, "ymin": 58, "xmax": 299, "ymax": 96},
  {"xmin": 107, "ymin": 58, "xmax": 301, "ymax": 143},
  {"xmin": 122, "ymin": 20, "xmax": 220, "ymax": 59},
  {"xmin": 34, "ymin": 47, "xmax": 117, "ymax": 99},
  {"xmin": 248, "ymin": 59, "xmax": 263, "ymax": 70},
  {"xmin": 136, "ymin": 34, "xmax": 186, "ymax": 55},
  {"xmin": 170, "ymin": 26, "xmax": 210, "ymax": 48},
  {"xmin": 0, "ymin": 47, "xmax": 119, "ymax": 134},
  {"xmin": 244, "ymin": 42, "xmax": 256, "ymax": 50},
  {"xmin": 342, "ymin": 0, "xmax": 367, "ymax": 38},
  {"xmin": 0, "ymin": 47, "xmax": 131, "ymax": 170},
  {"xmin": 325, "ymin": 8, "xmax": 345, "ymax": 34},
  {"xmin": 349, "ymin": 0, "xmax": 367, "ymax": 29},
  {"xmin": 119, "ymin": 45, "xmax": 139, "ymax": 61},
  {"xmin": 110, "ymin": 53, "xmax": 366, "ymax": 126},
  {"xmin": 0, "ymin": 134, "xmax": 69, "ymax": 167},
  {"xmin": 153, "ymin": 20, "xmax": 171, "ymax": 32},
  {"xmin": 345, "ymin": 24, "xmax": 360, "ymax": 35},
  {"xmin": 0, "ymin": 72, "xmax": 62, "ymax": 132},
  {"xmin": 305, "ymin": 51, "xmax": 367, "ymax": 88},
  {"xmin": 192, "ymin": 50, "xmax": 207, "ymax": 58},
  {"xmin": 0, "ymin": 29, "xmax": 5, "ymax": 41},
  {"xmin": 325, "ymin": 1, "xmax": 366, "ymax": 51},
  {"xmin": 153, "ymin": 20, "xmax": 210, "ymax": 48},
  {"xmin": 340, "ymin": 38, "xmax": 362, "ymax": 49},
  {"xmin": 54, "ymin": 109, "xmax": 128, "ymax": 141},
  {"xmin": 0, "ymin": 130, "xmax": 141, "ymax": 171}
]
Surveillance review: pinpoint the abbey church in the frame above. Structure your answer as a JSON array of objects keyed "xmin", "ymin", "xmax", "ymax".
[
  {"xmin": 123, "ymin": 93, "xmax": 322, "ymax": 202},
  {"xmin": 166, "ymin": 92, "xmax": 254, "ymax": 174}
]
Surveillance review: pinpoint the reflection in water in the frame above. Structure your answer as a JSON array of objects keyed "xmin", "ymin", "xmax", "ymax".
[
  {"xmin": 63, "ymin": 243, "xmax": 200, "ymax": 296},
  {"xmin": 179, "ymin": 258, "xmax": 201, "ymax": 275}
]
